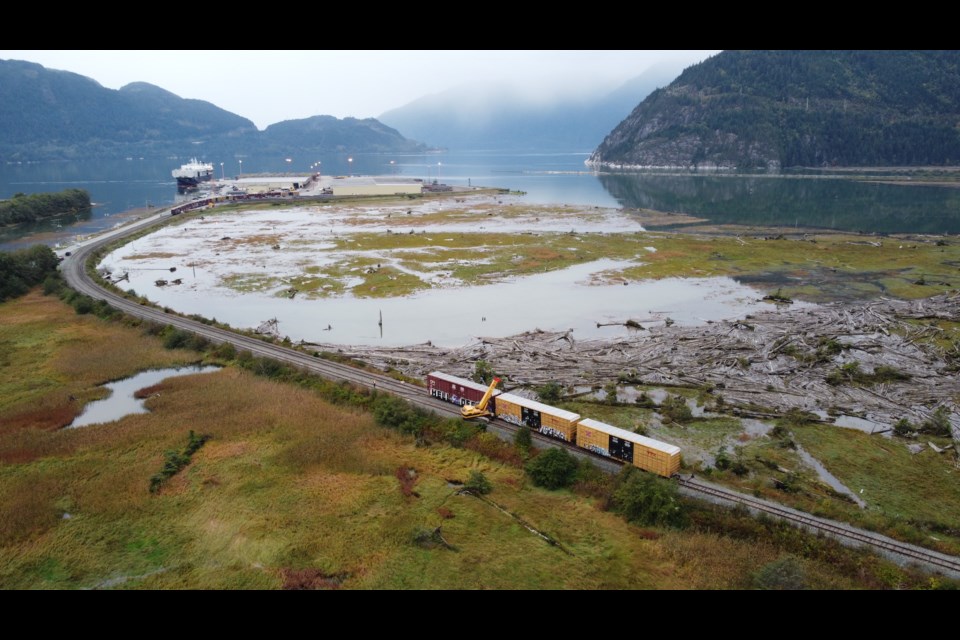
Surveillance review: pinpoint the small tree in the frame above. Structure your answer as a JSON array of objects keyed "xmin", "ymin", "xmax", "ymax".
[
  {"xmin": 464, "ymin": 470, "xmax": 492, "ymax": 495},
  {"xmin": 473, "ymin": 360, "xmax": 495, "ymax": 384},
  {"xmin": 893, "ymin": 418, "xmax": 915, "ymax": 438},
  {"xmin": 612, "ymin": 468, "xmax": 685, "ymax": 527},
  {"xmin": 514, "ymin": 426, "xmax": 532, "ymax": 453},
  {"xmin": 525, "ymin": 448, "xmax": 578, "ymax": 490},
  {"xmin": 714, "ymin": 445, "xmax": 732, "ymax": 471},
  {"xmin": 920, "ymin": 406, "xmax": 952, "ymax": 437},
  {"xmin": 660, "ymin": 394, "xmax": 693, "ymax": 424},
  {"xmin": 537, "ymin": 381, "xmax": 562, "ymax": 404},
  {"xmin": 603, "ymin": 381, "xmax": 619, "ymax": 405}
]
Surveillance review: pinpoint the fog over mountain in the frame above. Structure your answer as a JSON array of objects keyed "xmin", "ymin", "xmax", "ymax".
[{"xmin": 379, "ymin": 61, "xmax": 689, "ymax": 151}]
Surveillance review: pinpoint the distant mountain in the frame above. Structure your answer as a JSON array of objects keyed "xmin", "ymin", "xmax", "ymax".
[
  {"xmin": 0, "ymin": 60, "xmax": 257, "ymax": 158},
  {"xmin": 0, "ymin": 60, "xmax": 424, "ymax": 160},
  {"xmin": 589, "ymin": 50, "xmax": 960, "ymax": 170},
  {"xmin": 378, "ymin": 62, "xmax": 686, "ymax": 151},
  {"xmin": 260, "ymin": 115, "xmax": 424, "ymax": 154}
]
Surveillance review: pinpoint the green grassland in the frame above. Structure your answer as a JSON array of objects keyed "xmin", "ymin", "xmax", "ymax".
[
  {"xmin": 0, "ymin": 292, "xmax": 940, "ymax": 589},
  {"xmin": 560, "ymin": 393, "xmax": 960, "ymax": 557}
]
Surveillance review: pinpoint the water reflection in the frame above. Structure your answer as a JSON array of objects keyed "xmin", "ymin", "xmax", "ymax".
[
  {"xmin": 68, "ymin": 365, "xmax": 221, "ymax": 428},
  {"xmin": 111, "ymin": 255, "xmax": 801, "ymax": 348},
  {"xmin": 599, "ymin": 172, "xmax": 960, "ymax": 234},
  {"xmin": 6, "ymin": 155, "xmax": 960, "ymax": 251}
]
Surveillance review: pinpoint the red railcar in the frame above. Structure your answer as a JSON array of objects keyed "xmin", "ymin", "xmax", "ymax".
[{"xmin": 427, "ymin": 371, "xmax": 500, "ymax": 411}]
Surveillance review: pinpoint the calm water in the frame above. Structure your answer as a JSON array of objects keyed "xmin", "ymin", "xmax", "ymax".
[
  {"xmin": 5, "ymin": 152, "xmax": 960, "ymax": 249},
  {"xmin": 103, "ymin": 253, "xmax": 802, "ymax": 347},
  {"xmin": 67, "ymin": 365, "xmax": 221, "ymax": 428},
  {"xmin": 599, "ymin": 172, "xmax": 960, "ymax": 234}
]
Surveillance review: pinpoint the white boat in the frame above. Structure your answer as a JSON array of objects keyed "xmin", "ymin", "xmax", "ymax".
[{"xmin": 172, "ymin": 158, "xmax": 214, "ymax": 190}]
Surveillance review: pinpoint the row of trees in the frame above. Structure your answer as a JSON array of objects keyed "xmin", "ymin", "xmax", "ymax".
[
  {"xmin": 0, "ymin": 189, "xmax": 91, "ymax": 226},
  {"xmin": 524, "ymin": 446, "xmax": 685, "ymax": 528},
  {"xmin": 0, "ymin": 244, "xmax": 60, "ymax": 303}
]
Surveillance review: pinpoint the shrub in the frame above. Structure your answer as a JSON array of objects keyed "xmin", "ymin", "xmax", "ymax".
[
  {"xmin": 714, "ymin": 446, "xmax": 731, "ymax": 471},
  {"xmin": 660, "ymin": 394, "xmax": 693, "ymax": 423},
  {"xmin": 872, "ymin": 365, "xmax": 911, "ymax": 383},
  {"xmin": 537, "ymin": 381, "xmax": 562, "ymax": 403},
  {"xmin": 826, "ymin": 362, "xmax": 860, "ymax": 386},
  {"xmin": 212, "ymin": 341, "xmax": 237, "ymax": 360},
  {"xmin": 514, "ymin": 426, "xmax": 532, "ymax": 453},
  {"xmin": 42, "ymin": 274, "xmax": 64, "ymax": 296},
  {"xmin": 525, "ymin": 448, "xmax": 578, "ymax": 490},
  {"xmin": 603, "ymin": 382, "xmax": 619, "ymax": 405},
  {"xmin": 781, "ymin": 408, "xmax": 818, "ymax": 428},
  {"xmin": 753, "ymin": 556, "xmax": 807, "ymax": 590},
  {"xmin": 573, "ymin": 461, "xmax": 615, "ymax": 501},
  {"xmin": 372, "ymin": 395, "xmax": 427, "ymax": 436},
  {"xmin": 473, "ymin": 360, "xmax": 495, "ymax": 384},
  {"xmin": 635, "ymin": 392, "xmax": 656, "ymax": 408},
  {"xmin": 893, "ymin": 418, "xmax": 915, "ymax": 437},
  {"xmin": 71, "ymin": 296, "xmax": 94, "ymax": 315},
  {"xmin": 612, "ymin": 467, "xmax": 685, "ymax": 527},
  {"xmin": 464, "ymin": 470, "xmax": 492, "ymax": 495},
  {"xmin": 427, "ymin": 418, "xmax": 481, "ymax": 448},
  {"xmin": 163, "ymin": 329, "xmax": 192, "ymax": 350},
  {"xmin": 149, "ymin": 430, "xmax": 211, "ymax": 493},
  {"xmin": 919, "ymin": 406, "xmax": 952, "ymax": 437}
]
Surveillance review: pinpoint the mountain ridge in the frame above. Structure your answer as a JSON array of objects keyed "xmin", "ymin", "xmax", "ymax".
[
  {"xmin": 588, "ymin": 50, "xmax": 960, "ymax": 170},
  {"xmin": 0, "ymin": 59, "xmax": 424, "ymax": 159}
]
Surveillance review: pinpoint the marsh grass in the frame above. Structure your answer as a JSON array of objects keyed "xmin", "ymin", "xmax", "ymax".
[{"xmin": 0, "ymin": 291, "xmax": 949, "ymax": 589}]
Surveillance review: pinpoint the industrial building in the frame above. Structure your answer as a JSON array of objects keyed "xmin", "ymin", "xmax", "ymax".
[{"xmin": 330, "ymin": 176, "xmax": 423, "ymax": 197}]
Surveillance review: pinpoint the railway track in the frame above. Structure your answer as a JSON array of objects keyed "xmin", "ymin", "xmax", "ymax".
[
  {"xmin": 61, "ymin": 204, "xmax": 960, "ymax": 579},
  {"xmin": 677, "ymin": 477, "xmax": 960, "ymax": 578}
]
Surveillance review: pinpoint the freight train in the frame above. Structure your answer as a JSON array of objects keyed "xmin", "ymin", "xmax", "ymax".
[
  {"xmin": 168, "ymin": 190, "xmax": 300, "ymax": 216},
  {"xmin": 427, "ymin": 371, "xmax": 681, "ymax": 478}
]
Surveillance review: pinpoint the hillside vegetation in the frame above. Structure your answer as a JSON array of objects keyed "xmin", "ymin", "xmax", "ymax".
[
  {"xmin": 0, "ymin": 189, "xmax": 91, "ymax": 226},
  {"xmin": 0, "ymin": 60, "xmax": 423, "ymax": 159},
  {"xmin": 590, "ymin": 50, "xmax": 960, "ymax": 170}
]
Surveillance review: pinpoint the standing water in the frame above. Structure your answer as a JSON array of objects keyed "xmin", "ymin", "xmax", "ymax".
[{"xmin": 67, "ymin": 365, "xmax": 221, "ymax": 428}]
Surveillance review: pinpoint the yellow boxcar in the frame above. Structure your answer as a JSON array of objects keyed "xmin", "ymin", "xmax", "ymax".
[
  {"xmin": 494, "ymin": 392, "xmax": 580, "ymax": 442},
  {"xmin": 576, "ymin": 418, "xmax": 681, "ymax": 477}
]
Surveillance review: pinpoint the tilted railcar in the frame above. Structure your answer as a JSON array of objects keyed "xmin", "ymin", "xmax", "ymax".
[{"xmin": 427, "ymin": 371, "xmax": 500, "ymax": 411}]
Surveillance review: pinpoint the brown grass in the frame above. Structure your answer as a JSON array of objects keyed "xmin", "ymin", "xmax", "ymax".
[
  {"xmin": 280, "ymin": 568, "xmax": 347, "ymax": 590},
  {"xmin": 437, "ymin": 507, "xmax": 455, "ymax": 519},
  {"xmin": 133, "ymin": 383, "xmax": 167, "ymax": 399},
  {"xmin": 0, "ymin": 401, "xmax": 80, "ymax": 433},
  {"xmin": 395, "ymin": 466, "xmax": 419, "ymax": 498},
  {"xmin": 0, "ymin": 289, "xmax": 939, "ymax": 590},
  {"xmin": 464, "ymin": 432, "xmax": 524, "ymax": 466}
]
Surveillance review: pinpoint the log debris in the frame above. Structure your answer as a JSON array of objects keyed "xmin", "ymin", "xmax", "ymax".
[{"xmin": 303, "ymin": 293, "xmax": 960, "ymax": 434}]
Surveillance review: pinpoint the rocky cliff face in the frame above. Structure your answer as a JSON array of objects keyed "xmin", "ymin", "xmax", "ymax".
[{"xmin": 589, "ymin": 50, "xmax": 960, "ymax": 170}]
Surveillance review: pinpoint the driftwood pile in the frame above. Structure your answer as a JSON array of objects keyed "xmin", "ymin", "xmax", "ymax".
[{"xmin": 308, "ymin": 293, "xmax": 960, "ymax": 438}]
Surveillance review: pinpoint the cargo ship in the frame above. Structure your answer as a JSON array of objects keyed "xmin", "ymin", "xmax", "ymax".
[{"xmin": 172, "ymin": 158, "xmax": 214, "ymax": 190}]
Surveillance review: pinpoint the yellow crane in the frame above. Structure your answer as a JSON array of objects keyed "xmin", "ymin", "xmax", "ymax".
[{"xmin": 461, "ymin": 377, "xmax": 501, "ymax": 420}]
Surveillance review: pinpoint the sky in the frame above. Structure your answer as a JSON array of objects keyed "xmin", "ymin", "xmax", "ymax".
[{"xmin": 1, "ymin": 50, "xmax": 719, "ymax": 130}]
